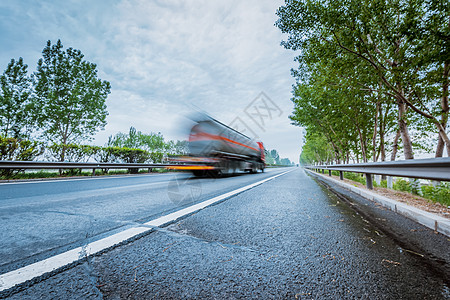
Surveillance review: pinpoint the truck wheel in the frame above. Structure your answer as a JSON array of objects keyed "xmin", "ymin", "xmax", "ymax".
[
  {"xmin": 193, "ymin": 170, "xmax": 206, "ymax": 177},
  {"xmin": 208, "ymin": 169, "xmax": 223, "ymax": 178}
]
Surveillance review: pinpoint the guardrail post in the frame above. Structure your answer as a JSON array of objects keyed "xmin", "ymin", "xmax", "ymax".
[
  {"xmin": 365, "ymin": 173, "xmax": 373, "ymax": 189},
  {"xmin": 148, "ymin": 168, "xmax": 152, "ymax": 173},
  {"xmin": 375, "ymin": 175, "xmax": 381, "ymax": 186},
  {"xmin": 92, "ymin": 168, "xmax": 96, "ymax": 176},
  {"xmin": 328, "ymin": 170, "xmax": 332, "ymax": 176},
  {"xmin": 339, "ymin": 171, "xmax": 343, "ymax": 180},
  {"xmin": 322, "ymin": 169, "xmax": 324, "ymax": 174},
  {"xmin": 387, "ymin": 176, "xmax": 393, "ymax": 189}
]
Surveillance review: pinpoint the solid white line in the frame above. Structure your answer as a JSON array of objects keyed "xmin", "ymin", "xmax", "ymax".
[{"xmin": 0, "ymin": 169, "xmax": 294, "ymax": 292}]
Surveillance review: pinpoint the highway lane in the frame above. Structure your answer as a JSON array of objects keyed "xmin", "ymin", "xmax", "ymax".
[
  {"xmin": 2, "ymin": 167, "xmax": 450, "ymax": 299},
  {"xmin": 0, "ymin": 168, "xmax": 291, "ymax": 274},
  {"xmin": 3, "ymin": 167, "xmax": 449, "ymax": 299}
]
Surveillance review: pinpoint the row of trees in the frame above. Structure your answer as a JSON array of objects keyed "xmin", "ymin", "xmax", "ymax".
[
  {"xmin": 1, "ymin": 39, "xmax": 293, "ymax": 167},
  {"xmin": 276, "ymin": 0, "xmax": 449, "ymax": 165},
  {"xmin": 265, "ymin": 149, "xmax": 294, "ymax": 165},
  {"xmin": 107, "ymin": 127, "xmax": 188, "ymax": 156},
  {"xmin": 0, "ymin": 128, "xmax": 188, "ymax": 164},
  {"xmin": 0, "ymin": 40, "xmax": 187, "ymax": 163},
  {"xmin": 0, "ymin": 40, "xmax": 110, "ymax": 161}
]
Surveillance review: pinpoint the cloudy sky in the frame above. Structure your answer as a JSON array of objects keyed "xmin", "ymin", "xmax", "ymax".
[{"xmin": 0, "ymin": 0, "xmax": 302, "ymax": 162}]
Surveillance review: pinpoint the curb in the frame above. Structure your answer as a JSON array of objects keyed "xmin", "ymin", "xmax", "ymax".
[{"xmin": 305, "ymin": 169, "xmax": 450, "ymax": 237}]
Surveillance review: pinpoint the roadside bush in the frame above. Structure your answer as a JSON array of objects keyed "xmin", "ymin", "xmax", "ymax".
[
  {"xmin": 2, "ymin": 141, "xmax": 166, "ymax": 178},
  {"xmin": 93, "ymin": 146, "xmax": 158, "ymax": 164},
  {"xmin": 94, "ymin": 146, "xmax": 123, "ymax": 163},
  {"xmin": 421, "ymin": 183, "xmax": 450, "ymax": 207},
  {"xmin": 0, "ymin": 136, "xmax": 44, "ymax": 177},
  {"xmin": 378, "ymin": 180, "xmax": 388, "ymax": 188},
  {"xmin": 47, "ymin": 144, "xmax": 100, "ymax": 162},
  {"xmin": 150, "ymin": 151, "xmax": 164, "ymax": 163},
  {"xmin": 0, "ymin": 136, "xmax": 44, "ymax": 161},
  {"xmin": 393, "ymin": 179, "xmax": 412, "ymax": 193},
  {"xmin": 343, "ymin": 172, "xmax": 366, "ymax": 185},
  {"xmin": 117, "ymin": 147, "xmax": 151, "ymax": 163}
]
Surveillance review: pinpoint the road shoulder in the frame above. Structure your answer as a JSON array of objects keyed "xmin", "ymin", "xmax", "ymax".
[
  {"xmin": 306, "ymin": 169, "xmax": 450, "ymax": 281},
  {"xmin": 305, "ymin": 169, "xmax": 450, "ymax": 237}
]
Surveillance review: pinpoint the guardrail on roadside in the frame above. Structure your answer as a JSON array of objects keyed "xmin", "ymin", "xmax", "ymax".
[
  {"xmin": 305, "ymin": 157, "xmax": 450, "ymax": 190},
  {"xmin": 0, "ymin": 160, "xmax": 182, "ymax": 176}
]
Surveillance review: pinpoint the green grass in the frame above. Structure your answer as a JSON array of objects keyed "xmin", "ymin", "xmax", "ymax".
[
  {"xmin": 0, "ymin": 170, "xmax": 61, "ymax": 180},
  {"xmin": 392, "ymin": 178, "xmax": 412, "ymax": 193},
  {"xmin": 373, "ymin": 179, "xmax": 387, "ymax": 188},
  {"xmin": 421, "ymin": 183, "xmax": 450, "ymax": 207},
  {"xmin": 343, "ymin": 172, "xmax": 366, "ymax": 185}
]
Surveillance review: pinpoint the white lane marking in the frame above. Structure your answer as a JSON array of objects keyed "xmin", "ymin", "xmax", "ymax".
[
  {"xmin": 0, "ymin": 169, "xmax": 294, "ymax": 292},
  {"xmin": 0, "ymin": 173, "xmax": 175, "ymax": 185}
]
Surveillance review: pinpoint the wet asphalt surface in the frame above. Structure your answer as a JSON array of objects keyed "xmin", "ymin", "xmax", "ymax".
[
  {"xmin": 0, "ymin": 169, "xmax": 287, "ymax": 274},
  {"xmin": 2, "ymin": 168, "xmax": 450, "ymax": 299}
]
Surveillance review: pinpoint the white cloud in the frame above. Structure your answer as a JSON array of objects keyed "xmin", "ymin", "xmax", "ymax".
[{"xmin": 0, "ymin": 0, "xmax": 301, "ymax": 162}]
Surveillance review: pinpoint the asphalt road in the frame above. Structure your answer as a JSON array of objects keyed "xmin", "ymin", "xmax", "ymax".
[
  {"xmin": 0, "ymin": 168, "xmax": 291, "ymax": 274},
  {"xmin": 1, "ymin": 168, "xmax": 449, "ymax": 299}
]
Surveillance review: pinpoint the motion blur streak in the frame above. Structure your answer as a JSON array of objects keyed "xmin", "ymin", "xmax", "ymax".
[{"xmin": 171, "ymin": 113, "xmax": 266, "ymax": 177}]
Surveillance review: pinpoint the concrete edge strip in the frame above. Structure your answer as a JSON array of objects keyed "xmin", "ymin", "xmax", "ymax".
[
  {"xmin": 0, "ymin": 169, "xmax": 294, "ymax": 292},
  {"xmin": 305, "ymin": 169, "xmax": 450, "ymax": 237}
]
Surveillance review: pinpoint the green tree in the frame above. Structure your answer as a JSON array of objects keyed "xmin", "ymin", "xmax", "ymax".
[
  {"xmin": 300, "ymin": 133, "xmax": 334, "ymax": 165},
  {"xmin": 280, "ymin": 158, "xmax": 292, "ymax": 165},
  {"xmin": 34, "ymin": 40, "xmax": 111, "ymax": 161},
  {"xmin": 277, "ymin": 0, "xmax": 450, "ymax": 159},
  {"xmin": 166, "ymin": 140, "xmax": 188, "ymax": 155},
  {"xmin": 108, "ymin": 127, "xmax": 167, "ymax": 152},
  {"xmin": 0, "ymin": 58, "xmax": 35, "ymax": 139}
]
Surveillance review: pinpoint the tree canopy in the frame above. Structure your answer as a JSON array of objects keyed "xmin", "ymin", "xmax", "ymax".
[
  {"xmin": 0, "ymin": 58, "xmax": 35, "ymax": 139},
  {"xmin": 276, "ymin": 0, "xmax": 449, "ymax": 164},
  {"xmin": 107, "ymin": 126, "xmax": 188, "ymax": 156},
  {"xmin": 34, "ymin": 40, "xmax": 111, "ymax": 160}
]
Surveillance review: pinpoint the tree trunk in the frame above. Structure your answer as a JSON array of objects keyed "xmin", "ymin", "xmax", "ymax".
[
  {"xmin": 372, "ymin": 100, "xmax": 380, "ymax": 162},
  {"xmin": 60, "ymin": 137, "xmax": 68, "ymax": 162},
  {"xmin": 356, "ymin": 126, "xmax": 368, "ymax": 163},
  {"xmin": 397, "ymin": 98, "xmax": 414, "ymax": 159},
  {"xmin": 436, "ymin": 136, "xmax": 445, "ymax": 157},
  {"xmin": 391, "ymin": 129, "xmax": 401, "ymax": 161},
  {"xmin": 379, "ymin": 102, "xmax": 388, "ymax": 162},
  {"xmin": 435, "ymin": 61, "xmax": 449, "ymax": 157},
  {"xmin": 378, "ymin": 115, "xmax": 386, "ymax": 162}
]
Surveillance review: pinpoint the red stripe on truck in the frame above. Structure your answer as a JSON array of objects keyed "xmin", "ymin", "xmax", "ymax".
[{"xmin": 190, "ymin": 132, "xmax": 259, "ymax": 152}]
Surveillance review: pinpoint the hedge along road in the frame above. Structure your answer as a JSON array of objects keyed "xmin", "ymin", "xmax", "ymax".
[
  {"xmin": 0, "ymin": 168, "xmax": 293, "ymax": 276},
  {"xmin": 2, "ymin": 168, "xmax": 449, "ymax": 299}
]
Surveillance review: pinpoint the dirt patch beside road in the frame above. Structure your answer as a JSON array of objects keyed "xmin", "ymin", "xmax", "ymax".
[{"xmin": 328, "ymin": 175, "xmax": 450, "ymax": 219}]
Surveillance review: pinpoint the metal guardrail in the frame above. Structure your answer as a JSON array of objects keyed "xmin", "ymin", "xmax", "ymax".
[
  {"xmin": 0, "ymin": 160, "xmax": 181, "ymax": 176},
  {"xmin": 305, "ymin": 157, "xmax": 450, "ymax": 189}
]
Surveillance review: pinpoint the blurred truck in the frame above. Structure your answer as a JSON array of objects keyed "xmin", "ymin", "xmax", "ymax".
[{"xmin": 170, "ymin": 114, "xmax": 265, "ymax": 176}]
